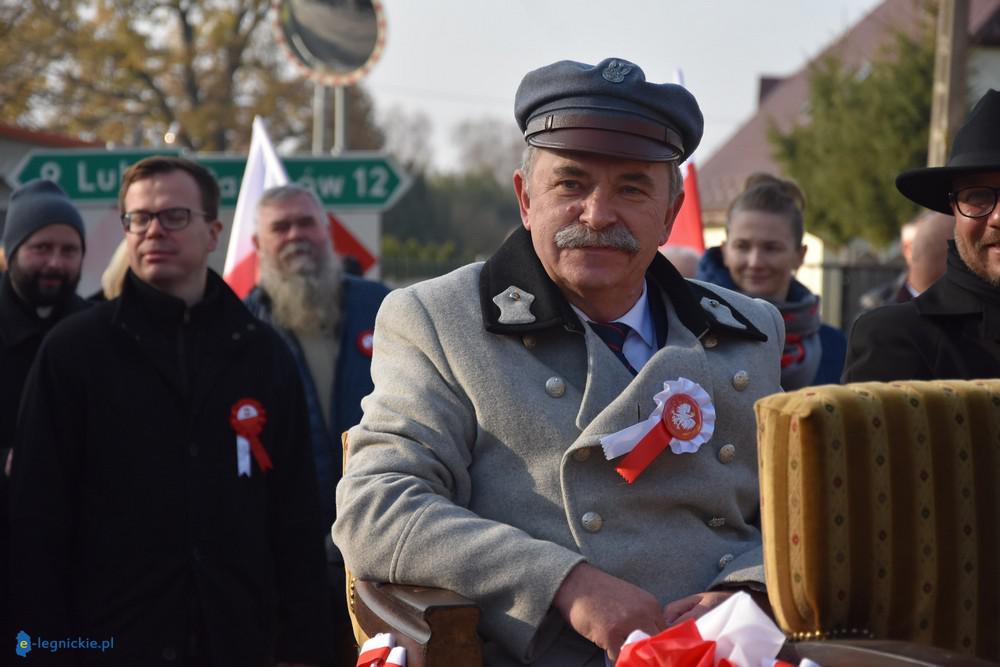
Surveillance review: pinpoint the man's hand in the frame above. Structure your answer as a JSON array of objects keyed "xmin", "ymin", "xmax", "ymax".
[
  {"xmin": 4, "ymin": 449, "xmax": 11, "ymax": 477},
  {"xmin": 663, "ymin": 590, "xmax": 734, "ymax": 625},
  {"xmin": 553, "ymin": 562, "xmax": 666, "ymax": 660}
]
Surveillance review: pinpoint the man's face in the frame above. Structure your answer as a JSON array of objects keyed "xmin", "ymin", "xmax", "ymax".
[
  {"xmin": 513, "ymin": 148, "xmax": 682, "ymax": 313},
  {"xmin": 9, "ymin": 224, "xmax": 83, "ymax": 306},
  {"xmin": 253, "ymin": 193, "xmax": 333, "ymax": 276},
  {"xmin": 951, "ymin": 171, "xmax": 1000, "ymax": 285},
  {"xmin": 123, "ymin": 170, "xmax": 221, "ymax": 298}
]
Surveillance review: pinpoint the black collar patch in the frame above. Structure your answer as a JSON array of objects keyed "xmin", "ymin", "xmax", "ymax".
[{"xmin": 478, "ymin": 227, "xmax": 767, "ymax": 343}]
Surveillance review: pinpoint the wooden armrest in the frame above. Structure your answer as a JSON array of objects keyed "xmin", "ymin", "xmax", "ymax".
[
  {"xmin": 779, "ymin": 640, "xmax": 998, "ymax": 667},
  {"xmin": 352, "ymin": 580, "xmax": 482, "ymax": 667}
]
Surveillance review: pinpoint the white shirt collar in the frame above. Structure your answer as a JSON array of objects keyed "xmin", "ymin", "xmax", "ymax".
[{"xmin": 571, "ymin": 281, "xmax": 656, "ymax": 348}]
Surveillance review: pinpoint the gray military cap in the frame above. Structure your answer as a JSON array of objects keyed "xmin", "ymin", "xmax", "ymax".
[{"xmin": 514, "ymin": 57, "xmax": 703, "ymax": 162}]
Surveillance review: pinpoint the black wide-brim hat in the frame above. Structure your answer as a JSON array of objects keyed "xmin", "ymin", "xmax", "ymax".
[{"xmin": 896, "ymin": 89, "xmax": 1000, "ymax": 214}]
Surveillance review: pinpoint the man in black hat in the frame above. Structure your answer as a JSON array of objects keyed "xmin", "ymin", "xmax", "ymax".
[
  {"xmin": 0, "ymin": 180, "xmax": 88, "ymax": 656},
  {"xmin": 335, "ymin": 58, "xmax": 785, "ymax": 664},
  {"xmin": 0, "ymin": 180, "xmax": 88, "ymax": 457},
  {"xmin": 844, "ymin": 89, "xmax": 1000, "ymax": 381}
]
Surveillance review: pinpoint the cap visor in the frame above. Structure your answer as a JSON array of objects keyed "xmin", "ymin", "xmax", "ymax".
[{"xmin": 528, "ymin": 128, "xmax": 680, "ymax": 162}]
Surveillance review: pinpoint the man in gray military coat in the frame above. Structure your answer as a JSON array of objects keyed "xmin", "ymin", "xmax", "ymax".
[{"xmin": 335, "ymin": 57, "xmax": 785, "ymax": 665}]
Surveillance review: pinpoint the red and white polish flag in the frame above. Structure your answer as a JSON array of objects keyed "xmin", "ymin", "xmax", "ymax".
[{"xmin": 223, "ymin": 116, "xmax": 289, "ymax": 298}]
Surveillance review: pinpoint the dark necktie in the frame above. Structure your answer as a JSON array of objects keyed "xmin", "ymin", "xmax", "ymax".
[{"xmin": 587, "ymin": 321, "xmax": 637, "ymax": 375}]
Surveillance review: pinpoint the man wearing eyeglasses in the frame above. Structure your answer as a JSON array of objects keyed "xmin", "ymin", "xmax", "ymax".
[
  {"xmin": 844, "ymin": 89, "xmax": 1000, "ymax": 381},
  {"xmin": 10, "ymin": 156, "xmax": 333, "ymax": 665},
  {"xmin": 0, "ymin": 179, "xmax": 87, "ymax": 661}
]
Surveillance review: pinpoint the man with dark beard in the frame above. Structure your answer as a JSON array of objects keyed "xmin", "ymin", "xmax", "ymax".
[
  {"xmin": 245, "ymin": 183, "xmax": 389, "ymax": 659},
  {"xmin": 844, "ymin": 89, "xmax": 1000, "ymax": 381},
  {"xmin": 0, "ymin": 179, "xmax": 87, "ymax": 663}
]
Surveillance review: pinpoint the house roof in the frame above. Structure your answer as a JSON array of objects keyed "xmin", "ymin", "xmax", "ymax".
[
  {"xmin": 697, "ymin": 0, "xmax": 1000, "ymax": 218},
  {"xmin": 0, "ymin": 122, "xmax": 99, "ymax": 148}
]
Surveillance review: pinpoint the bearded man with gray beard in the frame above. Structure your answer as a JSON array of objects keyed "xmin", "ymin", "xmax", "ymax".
[{"xmin": 245, "ymin": 184, "xmax": 389, "ymax": 661}]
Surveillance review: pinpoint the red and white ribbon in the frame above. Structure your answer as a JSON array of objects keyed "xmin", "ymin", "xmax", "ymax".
[{"xmin": 600, "ymin": 378, "xmax": 715, "ymax": 484}]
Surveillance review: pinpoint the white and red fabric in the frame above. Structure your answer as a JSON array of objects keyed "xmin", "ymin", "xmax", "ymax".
[
  {"xmin": 356, "ymin": 633, "xmax": 407, "ymax": 667},
  {"xmin": 615, "ymin": 591, "xmax": 809, "ymax": 667},
  {"xmin": 223, "ymin": 116, "xmax": 289, "ymax": 298}
]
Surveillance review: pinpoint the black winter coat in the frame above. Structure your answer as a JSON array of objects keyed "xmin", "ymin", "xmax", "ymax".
[
  {"xmin": 0, "ymin": 272, "xmax": 88, "ymax": 667},
  {"xmin": 9, "ymin": 270, "xmax": 333, "ymax": 666},
  {"xmin": 844, "ymin": 244, "xmax": 1000, "ymax": 382}
]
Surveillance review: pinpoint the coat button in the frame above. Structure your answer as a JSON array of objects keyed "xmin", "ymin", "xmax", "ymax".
[
  {"xmin": 189, "ymin": 442, "xmax": 198, "ymax": 457},
  {"xmin": 545, "ymin": 377, "xmax": 566, "ymax": 398},
  {"xmin": 708, "ymin": 517, "xmax": 726, "ymax": 528},
  {"xmin": 731, "ymin": 370, "xmax": 750, "ymax": 391},
  {"xmin": 717, "ymin": 444, "xmax": 736, "ymax": 464},
  {"xmin": 703, "ymin": 335, "xmax": 719, "ymax": 349},
  {"xmin": 718, "ymin": 553, "xmax": 735, "ymax": 570},
  {"xmin": 581, "ymin": 511, "xmax": 603, "ymax": 533},
  {"xmin": 522, "ymin": 335, "xmax": 537, "ymax": 349},
  {"xmin": 162, "ymin": 646, "xmax": 177, "ymax": 661},
  {"xmin": 231, "ymin": 331, "xmax": 241, "ymax": 341},
  {"xmin": 572, "ymin": 447, "xmax": 591, "ymax": 462}
]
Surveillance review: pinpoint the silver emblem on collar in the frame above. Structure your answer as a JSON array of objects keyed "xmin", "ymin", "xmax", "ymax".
[
  {"xmin": 493, "ymin": 285, "xmax": 536, "ymax": 324},
  {"xmin": 601, "ymin": 59, "xmax": 634, "ymax": 83},
  {"xmin": 699, "ymin": 296, "xmax": 747, "ymax": 330}
]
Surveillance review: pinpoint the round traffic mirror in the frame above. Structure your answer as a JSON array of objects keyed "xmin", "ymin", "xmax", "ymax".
[{"xmin": 274, "ymin": 0, "xmax": 385, "ymax": 86}]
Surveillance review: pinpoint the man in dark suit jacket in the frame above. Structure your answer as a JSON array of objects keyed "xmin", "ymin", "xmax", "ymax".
[{"xmin": 844, "ymin": 89, "xmax": 1000, "ymax": 382}]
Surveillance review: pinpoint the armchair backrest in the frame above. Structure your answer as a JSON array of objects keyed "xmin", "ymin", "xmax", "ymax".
[{"xmin": 755, "ymin": 380, "xmax": 1000, "ymax": 662}]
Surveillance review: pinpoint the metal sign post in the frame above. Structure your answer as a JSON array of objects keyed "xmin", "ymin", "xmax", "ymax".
[{"xmin": 273, "ymin": 0, "xmax": 385, "ymax": 154}]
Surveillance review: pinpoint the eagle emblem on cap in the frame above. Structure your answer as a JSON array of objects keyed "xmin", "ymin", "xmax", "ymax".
[{"xmin": 602, "ymin": 59, "xmax": 634, "ymax": 83}]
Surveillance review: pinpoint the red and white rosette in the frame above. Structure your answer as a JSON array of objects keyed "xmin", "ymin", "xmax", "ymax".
[
  {"xmin": 230, "ymin": 398, "xmax": 273, "ymax": 476},
  {"xmin": 600, "ymin": 377, "xmax": 715, "ymax": 484}
]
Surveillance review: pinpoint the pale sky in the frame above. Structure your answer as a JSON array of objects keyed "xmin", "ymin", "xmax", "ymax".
[{"xmin": 361, "ymin": 0, "xmax": 884, "ymax": 172}]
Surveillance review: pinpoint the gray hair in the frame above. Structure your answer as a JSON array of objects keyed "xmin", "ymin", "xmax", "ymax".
[
  {"xmin": 519, "ymin": 144, "xmax": 685, "ymax": 203},
  {"xmin": 255, "ymin": 184, "xmax": 326, "ymax": 229}
]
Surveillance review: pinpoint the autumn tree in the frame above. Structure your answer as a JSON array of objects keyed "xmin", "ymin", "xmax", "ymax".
[
  {"xmin": 0, "ymin": 0, "xmax": 382, "ymax": 152},
  {"xmin": 769, "ymin": 18, "xmax": 936, "ymax": 247}
]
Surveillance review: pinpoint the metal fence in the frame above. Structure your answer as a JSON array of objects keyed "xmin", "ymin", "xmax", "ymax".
[{"xmin": 822, "ymin": 262, "xmax": 906, "ymax": 330}]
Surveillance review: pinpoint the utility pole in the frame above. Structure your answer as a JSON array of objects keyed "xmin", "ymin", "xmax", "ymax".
[
  {"xmin": 313, "ymin": 83, "xmax": 327, "ymax": 155},
  {"xmin": 927, "ymin": 0, "xmax": 969, "ymax": 167}
]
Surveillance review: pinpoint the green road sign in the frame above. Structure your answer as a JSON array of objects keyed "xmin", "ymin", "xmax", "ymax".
[
  {"xmin": 11, "ymin": 150, "xmax": 410, "ymax": 211},
  {"xmin": 11, "ymin": 149, "xmax": 181, "ymax": 201}
]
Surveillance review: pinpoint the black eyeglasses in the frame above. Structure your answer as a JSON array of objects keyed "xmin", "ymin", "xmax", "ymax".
[
  {"xmin": 950, "ymin": 186, "xmax": 1000, "ymax": 219},
  {"xmin": 121, "ymin": 207, "xmax": 206, "ymax": 233}
]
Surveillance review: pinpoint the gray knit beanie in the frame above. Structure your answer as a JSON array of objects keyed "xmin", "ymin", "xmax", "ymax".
[{"xmin": 3, "ymin": 179, "xmax": 86, "ymax": 259}]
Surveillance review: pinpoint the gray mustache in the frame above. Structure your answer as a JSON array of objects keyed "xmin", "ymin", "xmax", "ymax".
[
  {"xmin": 279, "ymin": 240, "xmax": 319, "ymax": 262},
  {"xmin": 553, "ymin": 223, "xmax": 640, "ymax": 254}
]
